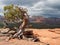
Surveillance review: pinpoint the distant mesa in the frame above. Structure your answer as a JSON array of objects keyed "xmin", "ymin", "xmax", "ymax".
[
  {"xmin": 29, "ymin": 16, "xmax": 60, "ymax": 24},
  {"xmin": 0, "ymin": 15, "xmax": 60, "ymax": 24}
]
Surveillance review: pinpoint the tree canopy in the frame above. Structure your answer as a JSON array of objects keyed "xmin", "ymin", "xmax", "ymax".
[{"xmin": 4, "ymin": 4, "xmax": 28, "ymax": 23}]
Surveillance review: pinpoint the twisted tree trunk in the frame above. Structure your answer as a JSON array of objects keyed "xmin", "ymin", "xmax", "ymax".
[{"xmin": 13, "ymin": 12, "xmax": 29, "ymax": 39}]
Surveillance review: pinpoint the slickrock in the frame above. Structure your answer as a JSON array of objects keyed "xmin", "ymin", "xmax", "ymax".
[
  {"xmin": 0, "ymin": 28, "xmax": 9, "ymax": 34},
  {"xmin": 0, "ymin": 28, "xmax": 60, "ymax": 45}
]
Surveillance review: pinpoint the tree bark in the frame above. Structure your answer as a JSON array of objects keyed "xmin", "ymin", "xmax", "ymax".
[{"xmin": 13, "ymin": 12, "xmax": 29, "ymax": 39}]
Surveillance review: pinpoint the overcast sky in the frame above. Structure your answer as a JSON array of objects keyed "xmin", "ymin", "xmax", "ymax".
[{"xmin": 0, "ymin": 0, "xmax": 60, "ymax": 17}]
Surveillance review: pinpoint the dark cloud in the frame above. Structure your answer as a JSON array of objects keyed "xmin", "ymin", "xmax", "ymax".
[
  {"xmin": 30, "ymin": 0, "xmax": 60, "ymax": 17},
  {"xmin": 0, "ymin": 0, "xmax": 60, "ymax": 17}
]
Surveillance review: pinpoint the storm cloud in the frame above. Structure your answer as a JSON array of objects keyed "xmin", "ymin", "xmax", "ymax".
[{"xmin": 0, "ymin": 0, "xmax": 60, "ymax": 17}]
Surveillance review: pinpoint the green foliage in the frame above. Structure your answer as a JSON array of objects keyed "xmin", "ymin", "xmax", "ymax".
[
  {"xmin": 4, "ymin": 4, "xmax": 14, "ymax": 11},
  {"xmin": 0, "ymin": 22, "xmax": 4, "ymax": 28},
  {"xmin": 0, "ymin": 22, "xmax": 60, "ymax": 28},
  {"xmin": 4, "ymin": 4, "xmax": 27, "ymax": 22},
  {"xmin": 28, "ymin": 22, "xmax": 60, "ymax": 29}
]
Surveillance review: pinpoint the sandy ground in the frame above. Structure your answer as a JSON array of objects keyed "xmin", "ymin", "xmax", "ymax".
[{"xmin": 0, "ymin": 28, "xmax": 60, "ymax": 45}]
